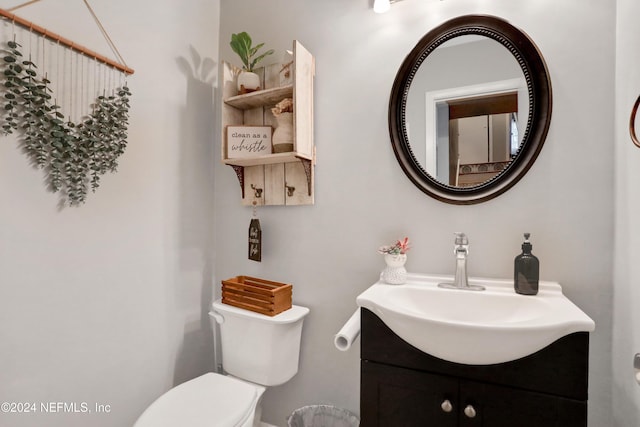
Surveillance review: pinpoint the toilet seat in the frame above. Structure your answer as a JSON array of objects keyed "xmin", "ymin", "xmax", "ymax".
[{"xmin": 133, "ymin": 372, "xmax": 262, "ymax": 427}]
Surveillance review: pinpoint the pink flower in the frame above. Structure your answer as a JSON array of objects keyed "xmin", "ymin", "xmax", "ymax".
[
  {"xmin": 396, "ymin": 237, "xmax": 410, "ymax": 254},
  {"xmin": 378, "ymin": 237, "xmax": 411, "ymax": 255}
]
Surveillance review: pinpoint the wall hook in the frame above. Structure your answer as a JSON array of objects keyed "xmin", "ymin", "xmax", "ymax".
[
  {"xmin": 630, "ymin": 94, "xmax": 640, "ymax": 148},
  {"xmin": 285, "ymin": 183, "xmax": 295, "ymax": 197},
  {"xmin": 250, "ymin": 184, "xmax": 263, "ymax": 198}
]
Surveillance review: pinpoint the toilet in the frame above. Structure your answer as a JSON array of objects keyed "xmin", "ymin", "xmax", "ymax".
[{"xmin": 133, "ymin": 299, "xmax": 310, "ymax": 427}]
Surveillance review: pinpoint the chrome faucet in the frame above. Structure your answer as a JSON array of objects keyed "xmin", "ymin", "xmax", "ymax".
[{"xmin": 438, "ymin": 232, "xmax": 485, "ymax": 291}]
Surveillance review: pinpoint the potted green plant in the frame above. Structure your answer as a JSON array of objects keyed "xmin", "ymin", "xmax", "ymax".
[
  {"xmin": 378, "ymin": 237, "xmax": 411, "ymax": 284},
  {"xmin": 230, "ymin": 32, "xmax": 274, "ymax": 94}
]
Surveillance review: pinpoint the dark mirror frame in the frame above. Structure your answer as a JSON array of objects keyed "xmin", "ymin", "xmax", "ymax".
[{"xmin": 389, "ymin": 15, "xmax": 552, "ymax": 204}]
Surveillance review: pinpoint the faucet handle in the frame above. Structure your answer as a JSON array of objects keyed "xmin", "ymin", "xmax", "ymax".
[{"xmin": 454, "ymin": 232, "xmax": 468, "ymax": 245}]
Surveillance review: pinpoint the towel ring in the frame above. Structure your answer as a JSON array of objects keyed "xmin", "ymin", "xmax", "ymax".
[{"xmin": 630, "ymin": 94, "xmax": 640, "ymax": 148}]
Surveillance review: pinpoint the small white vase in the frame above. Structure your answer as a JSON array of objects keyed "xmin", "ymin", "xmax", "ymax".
[
  {"xmin": 237, "ymin": 71, "xmax": 260, "ymax": 94},
  {"xmin": 381, "ymin": 253, "xmax": 407, "ymax": 285},
  {"xmin": 272, "ymin": 112, "xmax": 294, "ymax": 153}
]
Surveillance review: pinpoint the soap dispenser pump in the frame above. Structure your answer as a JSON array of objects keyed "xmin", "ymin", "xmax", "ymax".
[{"xmin": 514, "ymin": 233, "xmax": 539, "ymax": 295}]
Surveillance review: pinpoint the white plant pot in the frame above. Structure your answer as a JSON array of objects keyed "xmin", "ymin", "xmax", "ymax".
[
  {"xmin": 381, "ymin": 253, "xmax": 407, "ymax": 285},
  {"xmin": 237, "ymin": 71, "xmax": 260, "ymax": 94}
]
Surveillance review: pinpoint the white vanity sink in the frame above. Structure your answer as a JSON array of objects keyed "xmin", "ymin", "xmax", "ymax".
[{"xmin": 356, "ymin": 273, "xmax": 595, "ymax": 365}]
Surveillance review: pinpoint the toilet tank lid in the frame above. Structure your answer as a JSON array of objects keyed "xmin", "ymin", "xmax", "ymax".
[
  {"xmin": 134, "ymin": 373, "xmax": 259, "ymax": 427},
  {"xmin": 212, "ymin": 299, "xmax": 310, "ymax": 324}
]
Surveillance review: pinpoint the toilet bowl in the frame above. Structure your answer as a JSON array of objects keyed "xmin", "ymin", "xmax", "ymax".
[
  {"xmin": 133, "ymin": 373, "xmax": 265, "ymax": 427},
  {"xmin": 133, "ymin": 300, "xmax": 309, "ymax": 427}
]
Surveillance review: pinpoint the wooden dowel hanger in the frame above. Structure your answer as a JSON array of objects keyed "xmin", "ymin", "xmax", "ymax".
[{"xmin": 0, "ymin": 7, "xmax": 134, "ymax": 75}]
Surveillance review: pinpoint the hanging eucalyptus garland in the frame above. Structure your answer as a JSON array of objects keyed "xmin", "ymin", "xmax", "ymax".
[{"xmin": 1, "ymin": 39, "xmax": 131, "ymax": 205}]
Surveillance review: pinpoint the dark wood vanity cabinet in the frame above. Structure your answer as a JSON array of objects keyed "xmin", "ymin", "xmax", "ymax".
[{"xmin": 360, "ymin": 309, "xmax": 589, "ymax": 427}]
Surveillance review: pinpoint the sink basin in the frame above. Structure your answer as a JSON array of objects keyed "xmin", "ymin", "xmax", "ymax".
[{"xmin": 356, "ymin": 273, "xmax": 595, "ymax": 365}]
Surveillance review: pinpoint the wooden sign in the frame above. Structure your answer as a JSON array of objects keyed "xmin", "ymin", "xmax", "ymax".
[
  {"xmin": 227, "ymin": 126, "xmax": 272, "ymax": 158},
  {"xmin": 248, "ymin": 218, "xmax": 262, "ymax": 262}
]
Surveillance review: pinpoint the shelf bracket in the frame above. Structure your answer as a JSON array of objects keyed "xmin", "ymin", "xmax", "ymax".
[
  {"xmin": 228, "ymin": 165, "xmax": 245, "ymax": 198},
  {"xmin": 301, "ymin": 159, "xmax": 313, "ymax": 196}
]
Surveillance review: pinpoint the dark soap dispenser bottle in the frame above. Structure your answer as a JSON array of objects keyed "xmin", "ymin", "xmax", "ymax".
[{"xmin": 514, "ymin": 233, "xmax": 539, "ymax": 295}]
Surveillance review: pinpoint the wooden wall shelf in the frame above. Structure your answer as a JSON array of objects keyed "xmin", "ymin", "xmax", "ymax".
[
  {"xmin": 222, "ymin": 151, "xmax": 312, "ymax": 167},
  {"xmin": 221, "ymin": 40, "xmax": 315, "ymax": 206},
  {"xmin": 224, "ymin": 85, "xmax": 293, "ymax": 110}
]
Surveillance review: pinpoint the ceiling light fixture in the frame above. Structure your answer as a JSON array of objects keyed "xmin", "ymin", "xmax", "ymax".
[
  {"xmin": 373, "ymin": 0, "xmax": 391, "ymax": 13},
  {"xmin": 374, "ymin": 0, "xmax": 443, "ymax": 14}
]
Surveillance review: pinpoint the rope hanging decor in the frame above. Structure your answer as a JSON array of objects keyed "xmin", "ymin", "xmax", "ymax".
[
  {"xmin": 0, "ymin": 1, "xmax": 134, "ymax": 205},
  {"xmin": 0, "ymin": 0, "xmax": 133, "ymax": 74}
]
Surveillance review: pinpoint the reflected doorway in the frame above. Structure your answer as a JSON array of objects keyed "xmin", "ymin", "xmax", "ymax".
[{"xmin": 445, "ymin": 92, "xmax": 518, "ymax": 186}]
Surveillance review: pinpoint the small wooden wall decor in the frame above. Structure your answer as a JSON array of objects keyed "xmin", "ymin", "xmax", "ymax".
[
  {"xmin": 248, "ymin": 202, "xmax": 262, "ymax": 262},
  {"xmin": 630, "ymin": 94, "xmax": 640, "ymax": 148},
  {"xmin": 227, "ymin": 125, "xmax": 272, "ymax": 159},
  {"xmin": 0, "ymin": 2, "xmax": 134, "ymax": 206},
  {"xmin": 248, "ymin": 218, "xmax": 262, "ymax": 262}
]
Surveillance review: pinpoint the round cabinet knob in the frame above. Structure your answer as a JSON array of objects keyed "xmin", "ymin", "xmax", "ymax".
[
  {"xmin": 440, "ymin": 399, "xmax": 453, "ymax": 413},
  {"xmin": 464, "ymin": 405, "xmax": 477, "ymax": 418}
]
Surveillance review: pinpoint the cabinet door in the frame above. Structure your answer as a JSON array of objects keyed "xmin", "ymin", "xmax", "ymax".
[
  {"xmin": 361, "ymin": 361, "xmax": 458, "ymax": 427},
  {"xmin": 459, "ymin": 380, "xmax": 587, "ymax": 427}
]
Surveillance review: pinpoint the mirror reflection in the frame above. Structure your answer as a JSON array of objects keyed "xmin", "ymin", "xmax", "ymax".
[
  {"xmin": 389, "ymin": 15, "xmax": 552, "ymax": 204},
  {"xmin": 405, "ymin": 36, "xmax": 528, "ymax": 187}
]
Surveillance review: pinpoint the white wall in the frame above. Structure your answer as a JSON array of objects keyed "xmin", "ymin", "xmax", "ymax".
[
  {"xmin": 0, "ymin": 1, "xmax": 220, "ymax": 426},
  {"xmin": 613, "ymin": 0, "xmax": 640, "ymax": 425},
  {"xmin": 218, "ymin": 0, "xmax": 614, "ymax": 426}
]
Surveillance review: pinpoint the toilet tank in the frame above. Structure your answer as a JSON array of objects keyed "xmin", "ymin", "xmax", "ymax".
[{"xmin": 211, "ymin": 300, "xmax": 310, "ymax": 386}]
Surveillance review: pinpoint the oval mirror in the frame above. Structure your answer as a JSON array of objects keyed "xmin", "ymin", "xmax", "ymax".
[{"xmin": 389, "ymin": 15, "xmax": 552, "ymax": 204}]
